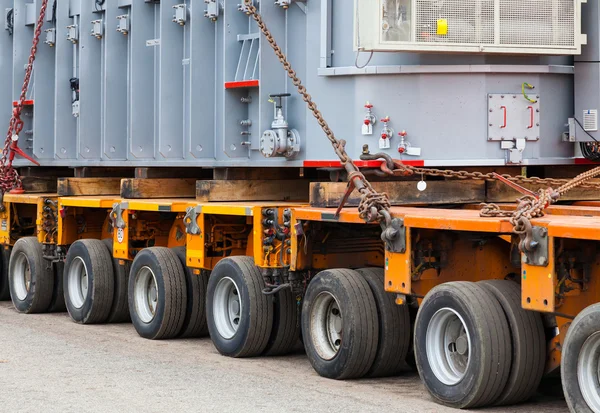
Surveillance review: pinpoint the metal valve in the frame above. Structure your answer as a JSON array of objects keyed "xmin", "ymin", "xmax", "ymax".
[
  {"xmin": 260, "ymin": 93, "xmax": 301, "ymax": 158},
  {"xmin": 397, "ymin": 130, "xmax": 422, "ymax": 156},
  {"xmin": 362, "ymin": 102, "xmax": 376, "ymax": 135},
  {"xmin": 379, "ymin": 116, "xmax": 393, "ymax": 149}
]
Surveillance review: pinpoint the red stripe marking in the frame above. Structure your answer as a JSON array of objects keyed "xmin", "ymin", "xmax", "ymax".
[
  {"xmin": 224, "ymin": 80, "xmax": 259, "ymax": 89},
  {"xmin": 12, "ymin": 100, "xmax": 34, "ymax": 107},
  {"xmin": 304, "ymin": 160, "xmax": 425, "ymax": 168},
  {"xmin": 575, "ymin": 158, "xmax": 598, "ymax": 165}
]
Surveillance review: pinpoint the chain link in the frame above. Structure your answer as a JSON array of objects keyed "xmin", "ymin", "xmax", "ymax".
[
  {"xmin": 1, "ymin": 0, "xmax": 48, "ymax": 194},
  {"xmin": 243, "ymin": 0, "xmax": 600, "ymax": 251},
  {"xmin": 242, "ymin": 0, "xmax": 391, "ymax": 224}
]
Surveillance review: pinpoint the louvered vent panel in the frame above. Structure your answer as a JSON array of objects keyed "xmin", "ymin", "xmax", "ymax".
[
  {"xmin": 499, "ymin": 0, "xmax": 575, "ymax": 46},
  {"xmin": 415, "ymin": 0, "xmax": 495, "ymax": 44}
]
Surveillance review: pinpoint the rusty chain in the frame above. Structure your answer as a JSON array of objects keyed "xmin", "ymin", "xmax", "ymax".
[
  {"xmin": 242, "ymin": 0, "xmax": 392, "ymax": 226},
  {"xmin": 246, "ymin": 0, "xmax": 600, "ymax": 252},
  {"xmin": 1, "ymin": 0, "xmax": 49, "ymax": 194}
]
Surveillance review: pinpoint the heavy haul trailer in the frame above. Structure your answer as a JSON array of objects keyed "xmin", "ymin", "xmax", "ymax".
[{"xmin": 4, "ymin": 0, "xmax": 600, "ymax": 413}]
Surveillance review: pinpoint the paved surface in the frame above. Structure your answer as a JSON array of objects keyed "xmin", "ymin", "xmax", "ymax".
[{"xmin": 0, "ymin": 301, "xmax": 568, "ymax": 413}]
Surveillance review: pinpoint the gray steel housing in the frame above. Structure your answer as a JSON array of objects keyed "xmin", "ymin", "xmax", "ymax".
[{"xmin": 0, "ymin": 0, "xmax": 581, "ymax": 168}]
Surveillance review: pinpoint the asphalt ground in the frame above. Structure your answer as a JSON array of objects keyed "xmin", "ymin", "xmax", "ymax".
[{"xmin": 0, "ymin": 301, "xmax": 568, "ymax": 413}]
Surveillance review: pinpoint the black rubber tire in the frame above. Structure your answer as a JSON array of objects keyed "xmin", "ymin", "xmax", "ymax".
[
  {"xmin": 64, "ymin": 239, "xmax": 115, "ymax": 324},
  {"xmin": 263, "ymin": 287, "xmax": 300, "ymax": 356},
  {"xmin": 8, "ymin": 237, "xmax": 54, "ymax": 314},
  {"xmin": 46, "ymin": 261, "xmax": 67, "ymax": 313},
  {"xmin": 479, "ymin": 279, "xmax": 546, "ymax": 405},
  {"xmin": 415, "ymin": 281, "xmax": 512, "ymax": 409},
  {"xmin": 172, "ymin": 247, "xmax": 209, "ymax": 338},
  {"xmin": 0, "ymin": 245, "xmax": 11, "ymax": 300},
  {"xmin": 562, "ymin": 303, "xmax": 600, "ymax": 413},
  {"xmin": 102, "ymin": 239, "xmax": 131, "ymax": 323},
  {"xmin": 128, "ymin": 247, "xmax": 187, "ymax": 340},
  {"xmin": 357, "ymin": 267, "xmax": 411, "ymax": 377},
  {"xmin": 302, "ymin": 268, "xmax": 379, "ymax": 380},
  {"xmin": 207, "ymin": 256, "xmax": 273, "ymax": 358}
]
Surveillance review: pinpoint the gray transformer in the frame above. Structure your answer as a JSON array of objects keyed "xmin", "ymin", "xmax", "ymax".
[{"xmin": 0, "ymin": 0, "xmax": 592, "ymax": 168}]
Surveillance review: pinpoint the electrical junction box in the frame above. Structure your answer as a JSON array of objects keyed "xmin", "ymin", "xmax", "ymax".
[{"xmin": 355, "ymin": 0, "xmax": 588, "ymax": 55}]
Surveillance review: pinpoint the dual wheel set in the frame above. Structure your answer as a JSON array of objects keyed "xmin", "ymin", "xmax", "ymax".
[{"xmin": 2, "ymin": 237, "xmax": 600, "ymax": 411}]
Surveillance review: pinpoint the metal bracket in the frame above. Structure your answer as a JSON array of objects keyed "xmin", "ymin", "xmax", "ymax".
[
  {"xmin": 204, "ymin": 0, "xmax": 219, "ymax": 21},
  {"xmin": 90, "ymin": 19, "xmax": 103, "ymax": 40},
  {"xmin": 183, "ymin": 206, "xmax": 202, "ymax": 235},
  {"xmin": 116, "ymin": 15, "xmax": 129, "ymax": 35},
  {"xmin": 237, "ymin": 1, "xmax": 254, "ymax": 13},
  {"xmin": 522, "ymin": 226, "xmax": 549, "ymax": 266},
  {"xmin": 172, "ymin": 4, "xmax": 187, "ymax": 26},
  {"xmin": 110, "ymin": 203, "xmax": 126, "ymax": 230},
  {"xmin": 382, "ymin": 218, "xmax": 406, "ymax": 253},
  {"xmin": 66, "ymin": 24, "xmax": 79, "ymax": 44},
  {"xmin": 44, "ymin": 28, "xmax": 56, "ymax": 46}
]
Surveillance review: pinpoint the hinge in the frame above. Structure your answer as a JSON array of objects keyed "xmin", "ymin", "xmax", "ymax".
[
  {"xmin": 110, "ymin": 203, "xmax": 126, "ymax": 230},
  {"xmin": 382, "ymin": 218, "xmax": 406, "ymax": 253},
  {"xmin": 183, "ymin": 206, "xmax": 202, "ymax": 235},
  {"xmin": 522, "ymin": 226, "xmax": 549, "ymax": 267}
]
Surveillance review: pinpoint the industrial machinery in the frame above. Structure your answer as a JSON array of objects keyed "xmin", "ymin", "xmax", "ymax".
[{"xmin": 1, "ymin": 1, "xmax": 600, "ymax": 412}]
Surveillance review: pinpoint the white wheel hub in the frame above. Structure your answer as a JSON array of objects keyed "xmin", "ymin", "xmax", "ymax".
[
  {"xmin": 578, "ymin": 331, "xmax": 600, "ymax": 412},
  {"xmin": 12, "ymin": 252, "xmax": 31, "ymax": 301},
  {"xmin": 134, "ymin": 266, "xmax": 159, "ymax": 323},
  {"xmin": 67, "ymin": 256, "xmax": 89, "ymax": 309},
  {"xmin": 310, "ymin": 292, "xmax": 343, "ymax": 360},
  {"xmin": 426, "ymin": 307, "xmax": 472, "ymax": 385},
  {"xmin": 213, "ymin": 277, "xmax": 242, "ymax": 339}
]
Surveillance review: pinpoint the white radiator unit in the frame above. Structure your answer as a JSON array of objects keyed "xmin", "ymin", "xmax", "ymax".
[{"xmin": 354, "ymin": 0, "xmax": 587, "ymax": 54}]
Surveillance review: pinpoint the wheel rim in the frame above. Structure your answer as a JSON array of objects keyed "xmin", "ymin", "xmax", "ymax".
[
  {"xmin": 310, "ymin": 292, "xmax": 343, "ymax": 360},
  {"xmin": 134, "ymin": 266, "xmax": 158, "ymax": 323},
  {"xmin": 213, "ymin": 277, "xmax": 242, "ymax": 339},
  {"xmin": 12, "ymin": 252, "xmax": 31, "ymax": 301},
  {"xmin": 67, "ymin": 256, "xmax": 89, "ymax": 309},
  {"xmin": 426, "ymin": 307, "xmax": 471, "ymax": 385},
  {"xmin": 578, "ymin": 331, "xmax": 600, "ymax": 412}
]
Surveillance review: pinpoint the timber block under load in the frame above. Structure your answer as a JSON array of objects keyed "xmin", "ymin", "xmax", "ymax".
[
  {"xmin": 310, "ymin": 180, "xmax": 485, "ymax": 207},
  {"xmin": 21, "ymin": 176, "xmax": 58, "ymax": 193},
  {"xmin": 197, "ymin": 180, "xmax": 310, "ymax": 202},
  {"xmin": 486, "ymin": 180, "xmax": 600, "ymax": 203},
  {"xmin": 121, "ymin": 178, "xmax": 197, "ymax": 199},
  {"xmin": 57, "ymin": 178, "xmax": 122, "ymax": 196}
]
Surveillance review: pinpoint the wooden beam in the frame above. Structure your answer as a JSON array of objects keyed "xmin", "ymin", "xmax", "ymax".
[
  {"xmin": 57, "ymin": 178, "xmax": 122, "ymax": 196},
  {"xmin": 197, "ymin": 180, "xmax": 310, "ymax": 202},
  {"xmin": 310, "ymin": 180, "xmax": 485, "ymax": 207},
  {"xmin": 486, "ymin": 180, "xmax": 600, "ymax": 202},
  {"xmin": 121, "ymin": 178, "xmax": 197, "ymax": 199},
  {"xmin": 21, "ymin": 176, "xmax": 58, "ymax": 193}
]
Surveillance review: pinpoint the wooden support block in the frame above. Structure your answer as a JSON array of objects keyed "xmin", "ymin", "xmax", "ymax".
[
  {"xmin": 57, "ymin": 178, "xmax": 122, "ymax": 196},
  {"xmin": 121, "ymin": 178, "xmax": 197, "ymax": 199},
  {"xmin": 486, "ymin": 180, "xmax": 600, "ymax": 203},
  {"xmin": 310, "ymin": 180, "xmax": 485, "ymax": 207},
  {"xmin": 21, "ymin": 176, "xmax": 58, "ymax": 193},
  {"xmin": 197, "ymin": 180, "xmax": 310, "ymax": 202}
]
